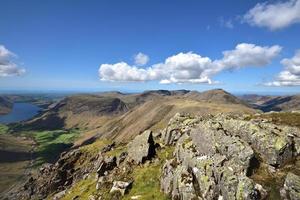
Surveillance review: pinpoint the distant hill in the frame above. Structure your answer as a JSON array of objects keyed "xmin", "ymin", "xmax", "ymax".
[
  {"xmin": 259, "ymin": 95, "xmax": 300, "ymax": 112},
  {"xmin": 14, "ymin": 89, "xmax": 257, "ymax": 146},
  {"xmin": 0, "ymin": 96, "xmax": 13, "ymax": 115},
  {"xmin": 241, "ymin": 94, "xmax": 300, "ymax": 112},
  {"xmin": 185, "ymin": 89, "xmax": 249, "ymax": 105}
]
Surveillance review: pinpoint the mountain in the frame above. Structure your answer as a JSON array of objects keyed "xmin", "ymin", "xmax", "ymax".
[
  {"xmin": 259, "ymin": 95, "xmax": 300, "ymax": 112},
  {"xmin": 0, "ymin": 96, "xmax": 13, "ymax": 115},
  {"xmin": 241, "ymin": 94, "xmax": 300, "ymax": 112},
  {"xmin": 14, "ymin": 89, "xmax": 257, "ymax": 146},
  {"xmin": 4, "ymin": 90, "xmax": 300, "ymax": 200},
  {"xmin": 17, "ymin": 94, "xmax": 128, "ymax": 130},
  {"xmin": 185, "ymin": 89, "xmax": 249, "ymax": 105}
]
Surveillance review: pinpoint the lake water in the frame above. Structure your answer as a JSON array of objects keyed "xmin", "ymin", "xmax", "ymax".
[{"xmin": 0, "ymin": 103, "xmax": 41, "ymax": 124}]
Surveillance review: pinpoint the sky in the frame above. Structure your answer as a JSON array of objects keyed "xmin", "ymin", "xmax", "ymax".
[{"xmin": 1, "ymin": 0, "xmax": 300, "ymax": 94}]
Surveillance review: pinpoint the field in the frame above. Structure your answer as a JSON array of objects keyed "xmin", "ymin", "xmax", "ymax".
[{"xmin": 0, "ymin": 124, "xmax": 81, "ymax": 196}]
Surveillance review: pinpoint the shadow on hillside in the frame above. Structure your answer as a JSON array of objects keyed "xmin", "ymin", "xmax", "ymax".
[
  {"xmin": 0, "ymin": 150, "xmax": 34, "ymax": 163},
  {"xmin": 10, "ymin": 114, "xmax": 66, "ymax": 132}
]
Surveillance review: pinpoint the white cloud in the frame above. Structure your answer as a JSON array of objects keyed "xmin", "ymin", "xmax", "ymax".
[
  {"xmin": 264, "ymin": 51, "xmax": 300, "ymax": 86},
  {"xmin": 220, "ymin": 17, "xmax": 234, "ymax": 29},
  {"xmin": 98, "ymin": 43, "xmax": 281, "ymax": 84},
  {"xmin": 244, "ymin": 0, "xmax": 300, "ymax": 30},
  {"xmin": 134, "ymin": 52, "xmax": 149, "ymax": 66},
  {"xmin": 0, "ymin": 45, "xmax": 25, "ymax": 77},
  {"xmin": 217, "ymin": 43, "xmax": 282, "ymax": 69}
]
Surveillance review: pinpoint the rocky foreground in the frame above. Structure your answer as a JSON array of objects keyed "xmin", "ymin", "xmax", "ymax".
[{"xmin": 6, "ymin": 113, "xmax": 300, "ymax": 200}]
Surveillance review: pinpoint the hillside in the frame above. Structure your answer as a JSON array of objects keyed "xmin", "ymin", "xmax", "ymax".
[
  {"xmin": 0, "ymin": 96, "xmax": 13, "ymax": 115},
  {"xmin": 15, "ymin": 89, "xmax": 257, "ymax": 145},
  {"xmin": 15, "ymin": 95, "xmax": 129, "ymax": 130},
  {"xmin": 242, "ymin": 94, "xmax": 300, "ymax": 112},
  {"xmin": 6, "ymin": 112, "xmax": 300, "ymax": 200}
]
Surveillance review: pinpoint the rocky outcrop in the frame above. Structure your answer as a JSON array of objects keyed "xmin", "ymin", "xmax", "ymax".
[
  {"xmin": 161, "ymin": 113, "xmax": 200, "ymax": 145},
  {"xmin": 127, "ymin": 130, "xmax": 156, "ymax": 164},
  {"xmin": 280, "ymin": 173, "xmax": 300, "ymax": 200},
  {"xmin": 7, "ymin": 149, "xmax": 94, "ymax": 200},
  {"xmin": 160, "ymin": 113, "xmax": 300, "ymax": 200},
  {"xmin": 96, "ymin": 156, "xmax": 117, "ymax": 177},
  {"xmin": 218, "ymin": 116, "xmax": 299, "ymax": 167}
]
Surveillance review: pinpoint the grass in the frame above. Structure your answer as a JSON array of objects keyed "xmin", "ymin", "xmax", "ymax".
[
  {"xmin": 60, "ymin": 174, "xmax": 98, "ymax": 200},
  {"xmin": 123, "ymin": 146, "xmax": 174, "ymax": 200},
  {"xmin": 246, "ymin": 112, "xmax": 300, "ymax": 128},
  {"xmin": 0, "ymin": 124, "xmax": 8, "ymax": 135},
  {"xmin": 21, "ymin": 129, "xmax": 80, "ymax": 166},
  {"xmin": 0, "ymin": 161, "xmax": 30, "ymax": 195}
]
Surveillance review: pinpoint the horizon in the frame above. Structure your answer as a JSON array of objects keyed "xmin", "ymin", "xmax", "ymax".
[
  {"xmin": 1, "ymin": 0, "xmax": 300, "ymax": 94},
  {"xmin": 0, "ymin": 88, "xmax": 299, "ymax": 96}
]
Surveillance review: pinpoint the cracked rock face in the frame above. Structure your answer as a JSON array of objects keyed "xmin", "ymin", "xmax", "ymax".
[{"xmin": 160, "ymin": 113, "xmax": 300, "ymax": 200}]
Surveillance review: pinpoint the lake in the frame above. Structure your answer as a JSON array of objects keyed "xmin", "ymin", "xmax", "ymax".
[{"xmin": 0, "ymin": 103, "xmax": 41, "ymax": 124}]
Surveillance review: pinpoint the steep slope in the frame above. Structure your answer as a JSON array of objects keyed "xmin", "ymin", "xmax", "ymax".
[
  {"xmin": 16, "ymin": 95, "xmax": 128, "ymax": 130},
  {"xmin": 259, "ymin": 95, "xmax": 300, "ymax": 112},
  {"xmin": 0, "ymin": 96, "xmax": 13, "ymax": 115},
  {"xmin": 241, "ymin": 94, "xmax": 300, "ymax": 112},
  {"xmin": 74, "ymin": 94, "xmax": 257, "ymax": 145}
]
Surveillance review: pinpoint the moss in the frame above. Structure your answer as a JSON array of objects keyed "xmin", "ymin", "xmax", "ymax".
[
  {"xmin": 236, "ymin": 181, "xmax": 244, "ymax": 200},
  {"xmin": 275, "ymin": 137, "xmax": 287, "ymax": 151}
]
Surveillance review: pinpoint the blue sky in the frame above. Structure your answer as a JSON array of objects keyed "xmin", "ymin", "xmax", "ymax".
[{"xmin": 0, "ymin": 0, "xmax": 300, "ymax": 94}]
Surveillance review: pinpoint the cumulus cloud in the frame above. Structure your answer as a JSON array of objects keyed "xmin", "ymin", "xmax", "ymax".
[
  {"xmin": 0, "ymin": 45, "xmax": 25, "ymax": 77},
  {"xmin": 244, "ymin": 0, "xmax": 300, "ymax": 30},
  {"xmin": 264, "ymin": 51, "xmax": 300, "ymax": 86},
  {"xmin": 98, "ymin": 43, "xmax": 281, "ymax": 84},
  {"xmin": 134, "ymin": 52, "xmax": 149, "ymax": 66}
]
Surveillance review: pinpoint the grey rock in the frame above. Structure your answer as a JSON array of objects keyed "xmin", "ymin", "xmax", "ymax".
[
  {"xmin": 127, "ymin": 130, "xmax": 156, "ymax": 164},
  {"xmin": 96, "ymin": 156, "xmax": 117, "ymax": 176},
  {"xmin": 53, "ymin": 190, "xmax": 66, "ymax": 200},
  {"xmin": 110, "ymin": 181, "xmax": 132, "ymax": 196},
  {"xmin": 280, "ymin": 173, "xmax": 300, "ymax": 200},
  {"xmin": 160, "ymin": 114, "xmax": 268, "ymax": 200}
]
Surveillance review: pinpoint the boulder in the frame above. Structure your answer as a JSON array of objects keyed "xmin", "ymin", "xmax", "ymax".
[
  {"xmin": 96, "ymin": 156, "xmax": 117, "ymax": 176},
  {"xmin": 127, "ymin": 130, "xmax": 156, "ymax": 164},
  {"xmin": 110, "ymin": 181, "xmax": 132, "ymax": 196},
  {"xmin": 280, "ymin": 173, "xmax": 300, "ymax": 200},
  {"xmin": 219, "ymin": 117, "xmax": 296, "ymax": 167}
]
